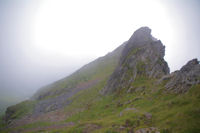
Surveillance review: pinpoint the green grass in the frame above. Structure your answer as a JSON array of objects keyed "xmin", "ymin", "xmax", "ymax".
[
  {"xmin": 4, "ymin": 68, "xmax": 200, "ymax": 133},
  {"xmin": 6, "ymin": 100, "xmax": 36, "ymax": 121},
  {"xmin": 54, "ymin": 78, "xmax": 200, "ymax": 133},
  {"xmin": 0, "ymin": 116, "xmax": 6, "ymax": 132},
  {"xmin": 136, "ymin": 61, "xmax": 146, "ymax": 75}
]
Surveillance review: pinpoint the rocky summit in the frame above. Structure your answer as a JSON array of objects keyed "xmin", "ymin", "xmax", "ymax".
[
  {"xmin": 1, "ymin": 27, "xmax": 200, "ymax": 133},
  {"xmin": 101, "ymin": 27, "xmax": 169, "ymax": 94}
]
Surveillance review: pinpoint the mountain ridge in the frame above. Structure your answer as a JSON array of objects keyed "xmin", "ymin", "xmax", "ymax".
[{"xmin": 1, "ymin": 27, "xmax": 200, "ymax": 133}]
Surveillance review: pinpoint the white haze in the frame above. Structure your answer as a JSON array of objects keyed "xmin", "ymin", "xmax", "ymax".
[{"xmin": 0, "ymin": 0, "xmax": 200, "ymax": 102}]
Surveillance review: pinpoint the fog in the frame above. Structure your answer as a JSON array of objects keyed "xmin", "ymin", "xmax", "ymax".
[{"xmin": 0, "ymin": 0, "xmax": 200, "ymax": 103}]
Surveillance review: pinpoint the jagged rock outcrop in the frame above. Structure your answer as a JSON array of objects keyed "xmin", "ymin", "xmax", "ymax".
[
  {"xmin": 165, "ymin": 59, "xmax": 200, "ymax": 93},
  {"xmin": 101, "ymin": 27, "xmax": 169, "ymax": 94}
]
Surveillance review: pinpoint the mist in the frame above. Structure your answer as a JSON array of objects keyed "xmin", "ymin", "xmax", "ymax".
[
  {"xmin": 0, "ymin": 1, "xmax": 93, "ymax": 104},
  {"xmin": 0, "ymin": 0, "xmax": 200, "ymax": 108}
]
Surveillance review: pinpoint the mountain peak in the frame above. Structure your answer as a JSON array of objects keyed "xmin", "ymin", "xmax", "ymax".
[
  {"xmin": 129, "ymin": 26, "xmax": 152, "ymax": 44},
  {"xmin": 101, "ymin": 27, "xmax": 169, "ymax": 94}
]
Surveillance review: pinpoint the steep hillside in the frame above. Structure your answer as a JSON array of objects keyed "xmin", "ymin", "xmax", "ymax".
[
  {"xmin": 0, "ymin": 41, "xmax": 125, "ymax": 132},
  {"xmin": 1, "ymin": 27, "xmax": 200, "ymax": 133}
]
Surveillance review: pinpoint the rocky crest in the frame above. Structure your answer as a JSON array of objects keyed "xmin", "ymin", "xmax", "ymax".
[
  {"xmin": 164, "ymin": 59, "xmax": 200, "ymax": 93},
  {"xmin": 101, "ymin": 27, "xmax": 169, "ymax": 94}
]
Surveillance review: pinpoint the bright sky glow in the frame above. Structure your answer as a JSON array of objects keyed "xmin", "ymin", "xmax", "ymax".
[{"xmin": 32, "ymin": 0, "xmax": 174, "ymax": 59}]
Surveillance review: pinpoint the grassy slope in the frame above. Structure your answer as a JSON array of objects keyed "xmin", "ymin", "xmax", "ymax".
[
  {"xmin": 0, "ymin": 44, "xmax": 124, "ymax": 132},
  {"xmin": 5, "ymin": 100, "xmax": 36, "ymax": 121},
  {"xmin": 32, "ymin": 44, "xmax": 124, "ymax": 101},
  {"xmin": 5, "ymin": 72, "xmax": 199, "ymax": 132},
  {"xmin": 45, "ymin": 77, "xmax": 200, "ymax": 133},
  {"xmin": 1, "ymin": 43, "xmax": 200, "ymax": 133}
]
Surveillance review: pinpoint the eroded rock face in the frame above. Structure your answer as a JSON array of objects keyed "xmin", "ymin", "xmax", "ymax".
[
  {"xmin": 101, "ymin": 27, "xmax": 169, "ymax": 94},
  {"xmin": 165, "ymin": 59, "xmax": 200, "ymax": 93}
]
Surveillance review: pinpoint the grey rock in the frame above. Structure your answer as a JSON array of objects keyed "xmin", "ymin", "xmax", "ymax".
[
  {"xmin": 119, "ymin": 107, "xmax": 138, "ymax": 117},
  {"xmin": 101, "ymin": 27, "xmax": 169, "ymax": 94},
  {"xmin": 144, "ymin": 112, "xmax": 152, "ymax": 120},
  {"xmin": 157, "ymin": 71, "xmax": 178, "ymax": 84},
  {"xmin": 135, "ymin": 127, "xmax": 160, "ymax": 133},
  {"xmin": 33, "ymin": 79, "xmax": 100, "ymax": 115},
  {"xmin": 165, "ymin": 59, "xmax": 200, "ymax": 93},
  {"xmin": 33, "ymin": 93, "xmax": 72, "ymax": 114},
  {"xmin": 119, "ymin": 125, "xmax": 126, "ymax": 130}
]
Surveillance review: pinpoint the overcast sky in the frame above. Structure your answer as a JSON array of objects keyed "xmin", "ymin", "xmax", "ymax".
[{"xmin": 0, "ymin": 0, "xmax": 200, "ymax": 99}]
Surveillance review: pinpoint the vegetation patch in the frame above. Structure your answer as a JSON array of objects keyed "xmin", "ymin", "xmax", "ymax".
[{"xmin": 6, "ymin": 100, "xmax": 36, "ymax": 121}]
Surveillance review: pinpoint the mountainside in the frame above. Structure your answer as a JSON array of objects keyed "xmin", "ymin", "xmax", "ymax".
[
  {"xmin": 0, "ymin": 92, "xmax": 26, "ymax": 116},
  {"xmin": 1, "ymin": 27, "xmax": 200, "ymax": 133}
]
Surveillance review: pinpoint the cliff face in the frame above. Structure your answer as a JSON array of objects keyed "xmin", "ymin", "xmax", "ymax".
[{"xmin": 101, "ymin": 27, "xmax": 169, "ymax": 94}]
